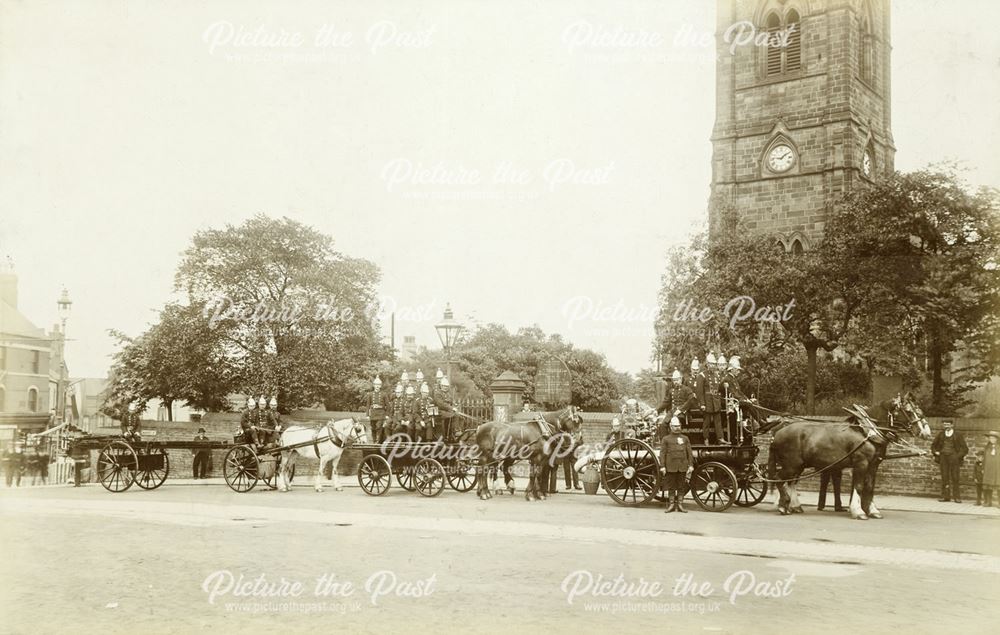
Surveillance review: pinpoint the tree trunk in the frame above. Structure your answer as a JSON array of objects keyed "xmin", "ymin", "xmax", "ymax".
[
  {"xmin": 806, "ymin": 345, "xmax": 818, "ymax": 415},
  {"xmin": 166, "ymin": 400, "xmax": 173, "ymax": 422},
  {"xmin": 930, "ymin": 346, "xmax": 944, "ymax": 413}
]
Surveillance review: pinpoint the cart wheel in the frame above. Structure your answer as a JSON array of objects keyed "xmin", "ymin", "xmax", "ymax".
[
  {"xmin": 447, "ymin": 458, "xmax": 477, "ymax": 492},
  {"xmin": 135, "ymin": 447, "xmax": 169, "ymax": 490},
  {"xmin": 97, "ymin": 440, "xmax": 137, "ymax": 493},
  {"xmin": 415, "ymin": 458, "xmax": 446, "ymax": 497},
  {"xmin": 600, "ymin": 439, "xmax": 659, "ymax": 507},
  {"xmin": 396, "ymin": 465, "xmax": 417, "ymax": 492},
  {"xmin": 735, "ymin": 464, "xmax": 768, "ymax": 507},
  {"xmin": 690, "ymin": 462, "xmax": 737, "ymax": 512},
  {"xmin": 358, "ymin": 455, "xmax": 392, "ymax": 496},
  {"xmin": 224, "ymin": 445, "xmax": 260, "ymax": 493}
]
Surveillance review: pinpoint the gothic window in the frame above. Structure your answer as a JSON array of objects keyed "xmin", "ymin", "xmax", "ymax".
[
  {"xmin": 790, "ymin": 239, "xmax": 804, "ymax": 255},
  {"xmin": 28, "ymin": 387, "xmax": 38, "ymax": 412},
  {"xmin": 859, "ymin": 3, "xmax": 874, "ymax": 84},
  {"xmin": 764, "ymin": 8, "xmax": 802, "ymax": 77},
  {"xmin": 786, "ymin": 10, "xmax": 801, "ymax": 71}
]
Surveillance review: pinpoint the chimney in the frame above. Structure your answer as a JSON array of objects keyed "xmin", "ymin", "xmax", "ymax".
[{"xmin": 0, "ymin": 256, "xmax": 16, "ymax": 308}]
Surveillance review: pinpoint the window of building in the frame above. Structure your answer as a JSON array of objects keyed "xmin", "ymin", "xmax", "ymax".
[
  {"xmin": 31, "ymin": 350, "xmax": 40, "ymax": 374},
  {"xmin": 764, "ymin": 8, "xmax": 802, "ymax": 77},
  {"xmin": 859, "ymin": 3, "xmax": 874, "ymax": 84},
  {"xmin": 27, "ymin": 387, "xmax": 38, "ymax": 412},
  {"xmin": 790, "ymin": 239, "xmax": 805, "ymax": 255}
]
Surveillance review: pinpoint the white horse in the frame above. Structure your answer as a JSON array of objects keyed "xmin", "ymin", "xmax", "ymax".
[{"xmin": 275, "ymin": 418, "xmax": 369, "ymax": 492}]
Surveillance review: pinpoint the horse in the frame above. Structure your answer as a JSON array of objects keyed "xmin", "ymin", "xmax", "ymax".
[
  {"xmin": 471, "ymin": 405, "xmax": 583, "ymax": 501},
  {"xmin": 274, "ymin": 418, "xmax": 369, "ymax": 492},
  {"xmin": 767, "ymin": 393, "xmax": 931, "ymax": 520}
]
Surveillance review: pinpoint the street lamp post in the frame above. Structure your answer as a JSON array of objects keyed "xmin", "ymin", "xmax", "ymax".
[
  {"xmin": 434, "ymin": 303, "xmax": 464, "ymax": 388},
  {"xmin": 56, "ymin": 288, "xmax": 72, "ymax": 426}
]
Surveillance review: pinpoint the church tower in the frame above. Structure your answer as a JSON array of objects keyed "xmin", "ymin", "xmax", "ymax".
[{"xmin": 710, "ymin": 0, "xmax": 893, "ymax": 251}]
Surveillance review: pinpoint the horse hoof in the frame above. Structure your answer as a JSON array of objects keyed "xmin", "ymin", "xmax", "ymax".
[
  {"xmin": 854, "ymin": 514, "xmax": 869, "ymax": 520},
  {"xmin": 778, "ymin": 508, "xmax": 790, "ymax": 516},
  {"xmin": 315, "ymin": 489, "xmax": 322, "ymax": 493},
  {"xmin": 870, "ymin": 512, "xmax": 882, "ymax": 519},
  {"xmin": 335, "ymin": 487, "xmax": 343, "ymax": 492},
  {"xmin": 792, "ymin": 506, "xmax": 804, "ymax": 514}
]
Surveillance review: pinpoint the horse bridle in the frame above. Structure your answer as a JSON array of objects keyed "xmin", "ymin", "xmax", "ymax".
[{"xmin": 315, "ymin": 419, "xmax": 366, "ymax": 456}]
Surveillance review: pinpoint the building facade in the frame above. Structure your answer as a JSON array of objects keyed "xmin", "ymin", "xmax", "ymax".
[
  {"xmin": 710, "ymin": 0, "xmax": 893, "ymax": 250},
  {"xmin": 0, "ymin": 264, "xmax": 58, "ymax": 445}
]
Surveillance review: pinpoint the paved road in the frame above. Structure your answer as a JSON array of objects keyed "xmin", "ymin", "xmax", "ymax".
[{"xmin": 2, "ymin": 483, "xmax": 999, "ymax": 634}]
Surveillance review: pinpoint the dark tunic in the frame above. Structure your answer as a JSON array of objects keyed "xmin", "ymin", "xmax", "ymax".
[{"xmin": 659, "ymin": 432, "xmax": 694, "ymax": 472}]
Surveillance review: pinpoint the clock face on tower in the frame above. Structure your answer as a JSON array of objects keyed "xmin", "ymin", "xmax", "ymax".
[
  {"xmin": 863, "ymin": 149, "xmax": 873, "ymax": 176},
  {"xmin": 767, "ymin": 144, "xmax": 795, "ymax": 173}
]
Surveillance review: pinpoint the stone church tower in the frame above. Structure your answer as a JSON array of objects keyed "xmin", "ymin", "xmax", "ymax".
[{"xmin": 710, "ymin": 0, "xmax": 893, "ymax": 251}]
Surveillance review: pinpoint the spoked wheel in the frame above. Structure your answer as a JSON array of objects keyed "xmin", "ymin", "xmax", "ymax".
[
  {"xmin": 134, "ymin": 447, "xmax": 169, "ymax": 490},
  {"xmin": 414, "ymin": 458, "xmax": 446, "ymax": 497},
  {"xmin": 735, "ymin": 464, "xmax": 768, "ymax": 507},
  {"xmin": 447, "ymin": 458, "xmax": 477, "ymax": 493},
  {"xmin": 396, "ymin": 465, "xmax": 417, "ymax": 492},
  {"xmin": 690, "ymin": 461, "xmax": 738, "ymax": 512},
  {"xmin": 97, "ymin": 440, "xmax": 138, "ymax": 493},
  {"xmin": 224, "ymin": 445, "xmax": 260, "ymax": 493},
  {"xmin": 600, "ymin": 439, "xmax": 660, "ymax": 507},
  {"xmin": 358, "ymin": 454, "xmax": 392, "ymax": 496}
]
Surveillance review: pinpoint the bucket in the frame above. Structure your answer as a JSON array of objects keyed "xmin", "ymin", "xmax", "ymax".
[{"xmin": 582, "ymin": 464, "xmax": 600, "ymax": 495}]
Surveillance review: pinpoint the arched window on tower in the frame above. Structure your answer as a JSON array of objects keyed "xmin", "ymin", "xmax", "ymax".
[
  {"xmin": 764, "ymin": 8, "xmax": 802, "ymax": 77},
  {"xmin": 765, "ymin": 13, "xmax": 783, "ymax": 77},
  {"xmin": 786, "ymin": 10, "xmax": 801, "ymax": 71},
  {"xmin": 859, "ymin": 3, "xmax": 874, "ymax": 84}
]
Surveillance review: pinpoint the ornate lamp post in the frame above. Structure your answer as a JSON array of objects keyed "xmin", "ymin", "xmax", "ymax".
[
  {"xmin": 434, "ymin": 303, "xmax": 464, "ymax": 388},
  {"xmin": 56, "ymin": 288, "xmax": 72, "ymax": 425}
]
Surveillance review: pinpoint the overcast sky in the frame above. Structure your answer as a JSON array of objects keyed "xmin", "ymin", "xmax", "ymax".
[{"xmin": 2, "ymin": 0, "xmax": 998, "ymax": 379}]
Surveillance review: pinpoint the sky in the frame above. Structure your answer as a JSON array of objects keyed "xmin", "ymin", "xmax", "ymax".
[{"xmin": 1, "ymin": 0, "xmax": 998, "ymax": 379}]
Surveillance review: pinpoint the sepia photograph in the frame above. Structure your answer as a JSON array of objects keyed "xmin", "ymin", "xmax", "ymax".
[{"xmin": 1, "ymin": 1, "xmax": 998, "ymax": 633}]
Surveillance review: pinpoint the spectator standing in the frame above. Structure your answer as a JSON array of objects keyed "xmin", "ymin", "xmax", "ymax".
[
  {"xmin": 192, "ymin": 427, "xmax": 212, "ymax": 479},
  {"xmin": 979, "ymin": 431, "xmax": 1000, "ymax": 508},
  {"xmin": 931, "ymin": 420, "xmax": 968, "ymax": 503}
]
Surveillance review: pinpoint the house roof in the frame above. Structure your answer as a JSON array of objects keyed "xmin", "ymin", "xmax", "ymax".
[{"xmin": 0, "ymin": 298, "xmax": 47, "ymax": 341}]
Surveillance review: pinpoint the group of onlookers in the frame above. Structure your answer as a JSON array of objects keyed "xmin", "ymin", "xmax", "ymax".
[
  {"xmin": 1, "ymin": 446, "xmax": 50, "ymax": 487},
  {"xmin": 931, "ymin": 423, "xmax": 1000, "ymax": 506}
]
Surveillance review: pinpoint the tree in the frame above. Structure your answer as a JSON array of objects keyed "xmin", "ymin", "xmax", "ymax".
[
  {"xmin": 827, "ymin": 168, "xmax": 1000, "ymax": 413},
  {"xmin": 103, "ymin": 302, "xmax": 234, "ymax": 419},
  {"xmin": 449, "ymin": 323, "xmax": 627, "ymax": 411},
  {"xmin": 655, "ymin": 168, "xmax": 1000, "ymax": 415},
  {"xmin": 174, "ymin": 215, "xmax": 389, "ymax": 410}
]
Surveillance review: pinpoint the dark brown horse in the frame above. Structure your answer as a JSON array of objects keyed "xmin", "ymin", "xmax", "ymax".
[
  {"xmin": 767, "ymin": 393, "xmax": 931, "ymax": 520},
  {"xmin": 471, "ymin": 406, "xmax": 583, "ymax": 501}
]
